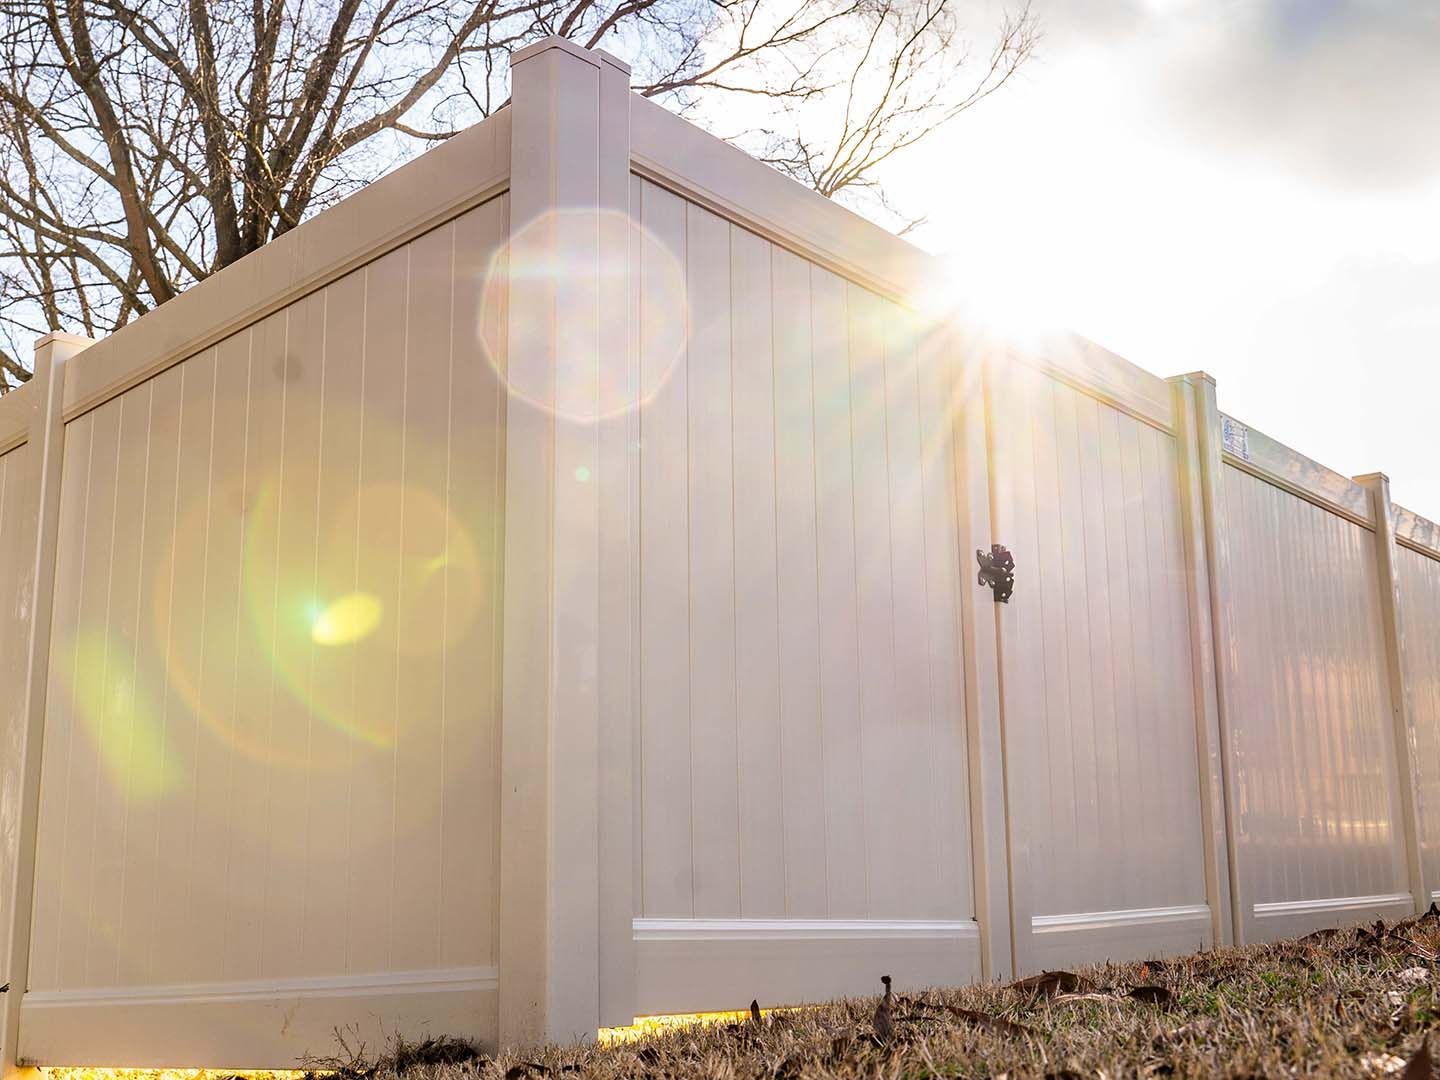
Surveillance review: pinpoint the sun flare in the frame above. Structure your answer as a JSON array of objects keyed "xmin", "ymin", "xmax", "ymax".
[
  {"xmin": 309, "ymin": 592, "xmax": 383, "ymax": 647},
  {"xmin": 918, "ymin": 250, "xmax": 1074, "ymax": 351}
]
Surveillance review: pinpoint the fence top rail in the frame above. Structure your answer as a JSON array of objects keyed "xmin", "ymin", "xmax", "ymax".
[
  {"xmin": 59, "ymin": 107, "xmax": 512, "ymax": 425},
  {"xmin": 0, "ymin": 376, "xmax": 36, "ymax": 455},
  {"xmin": 1395, "ymin": 504, "xmax": 1440, "ymax": 560},
  {"xmin": 629, "ymin": 94, "xmax": 936, "ymax": 308},
  {"xmin": 1218, "ymin": 411, "xmax": 1374, "ymax": 528},
  {"xmin": 1002, "ymin": 332, "xmax": 1175, "ymax": 433}
]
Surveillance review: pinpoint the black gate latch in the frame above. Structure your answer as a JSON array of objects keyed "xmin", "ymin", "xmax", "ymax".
[{"xmin": 976, "ymin": 544, "xmax": 1015, "ymax": 603}]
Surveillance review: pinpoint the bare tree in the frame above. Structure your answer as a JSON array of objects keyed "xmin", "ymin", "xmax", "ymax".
[
  {"xmin": 0, "ymin": 0, "xmax": 1037, "ymax": 387},
  {"xmin": 743, "ymin": 0, "xmax": 1037, "ymax": 233}
]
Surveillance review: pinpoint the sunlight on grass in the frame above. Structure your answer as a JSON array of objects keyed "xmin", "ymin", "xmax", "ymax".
[
  {"xmin": 598, "ymin": 1008, "xmax": 791, "ymax": 1043},
  {"xmin": 40, "ymin": 1071, "xmax": 310, "ymax": 1080}
]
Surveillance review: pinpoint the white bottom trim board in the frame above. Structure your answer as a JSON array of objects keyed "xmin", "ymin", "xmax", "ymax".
[
  {"xmin": 1248, "ymin": 892, "xmax": 1415, "ymax": 942},
  {"xmin": 1252, "ymin": 893, "xmax": 1413, "ymax": 919},
  {"xmin": 19, "ymin": 966, "xmax": 499, "ymax": 1068},
  {"xmin": 1025, "ymin": 904, "xmax": 1213, "ymax": 970},
  {"xmin": 632, "ymin": 918, "xmax": 981, "ymax": 1015}
]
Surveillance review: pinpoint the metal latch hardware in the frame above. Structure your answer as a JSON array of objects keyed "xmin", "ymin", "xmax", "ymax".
[{"xmin": 976, "ymin": 544, "xmax": 1015, "ymax": 603}]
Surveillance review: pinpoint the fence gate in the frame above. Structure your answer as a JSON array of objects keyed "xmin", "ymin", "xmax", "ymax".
[
  {"xmin": 621, "ymin": 189, "xmax": 991, "ymax": 1017},
  {"xmin": 980, "ymin": 343, "xmax": 1223, "ymax": 974}
]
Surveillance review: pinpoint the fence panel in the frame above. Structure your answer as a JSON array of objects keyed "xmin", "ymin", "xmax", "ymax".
[
  {"xmin": 989, "ymin": 348, "xmax": 1214, "ymax": 972},
  {"xmin": 17, "ymin": 196, "xmax": 510, "ymax": 1067},
  {"xmin": 1397, "ymin": 541, "xmax": 1440, "ymax": 901},
  {"xmin": 1218, "ymin": 459, "xmax": 1412, "ymax": 941}
]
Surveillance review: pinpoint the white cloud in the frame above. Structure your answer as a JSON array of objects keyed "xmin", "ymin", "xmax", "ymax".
[{"xmin": 1153, "ymin": 1, "xmax": 1440, "ymax": 190}]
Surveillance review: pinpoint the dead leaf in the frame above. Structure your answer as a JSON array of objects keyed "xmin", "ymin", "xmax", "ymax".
[
  {"xmin": 750, "ymin": 998, "xmax": 762, "ymax": 1025},
  {"xmin": 774, "ymin": 1051, "xmax": 805, "ymax": 1080},
  {"xmin": 873, "ymin": 1003, "xmax": 893, "ymax": 1043},
  {"xmin": 897, "ymin": 998, "xmax": 963, "ymax": 1027},
  {"xmin": 940, "ymin": 1005, "xmax": 1037, "ymax": 1038},
  {"xmin": 1150, "ymin": 1018, "xmax": 1218, "ymax": 1053},
  {"xmin": 873, "ymin": 974, "xmax": 895, "ymax": 1043},
  {"xmin": 1352, "ymin": 919, "xmax": 1396, "ymax": 952},
  {"xmin": 1402, "ymin": 1039, "xmax": 1432, "ymax": 1080},
  {"xmin": 1395, "ymin": 907, "xmax": 1438, "ymax": 932},
  {"xmin": 1009, "ymin": 970, "xmax": 1098, "ymax": 997},
  {"xmin": 1128, "ymin": 985, "xmax": 1174, "ymax": 1006}
]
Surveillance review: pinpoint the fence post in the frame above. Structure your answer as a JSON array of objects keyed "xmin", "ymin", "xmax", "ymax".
[
  {"xmin": 496, "ymin": 37, "xmax": 633, "ymax": 1046},
  {"xmin": 1355, "ymin": 472, "xmax": 1428, "ymax": 914},
  {"xmin": 1177, "ymin": 371, "xmax": 1247, "ymax": 945},
  {"xmin": 1, "ymin": 333, "xmax": 91, "ymax": 1080},
  {"xmin": 949, "ymin": 334, "xmax": 1013, "ymax": 982},
  {"xmin": 1169, "ymin": 374, "xmax": 1235, "ymax": 948}
]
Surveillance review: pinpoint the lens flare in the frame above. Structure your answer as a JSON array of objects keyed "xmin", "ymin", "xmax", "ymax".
[
  {"xmin": 64, "ymin": 629, "xmax": 180, "ymax": 798},
  {"xmin": 478, "ymin": 208, "xmax": 687, "ymax": 422},
  {"xmin": 309, "ymin": 592, "xmax": 382, "ymax": 646},
  {"xmin": 158, "ymin": 416, "xmax": 491, "ymax": 762},
  {"xmin": 240, "ymin": 480, "xmax": 485, "ymax": 748}
]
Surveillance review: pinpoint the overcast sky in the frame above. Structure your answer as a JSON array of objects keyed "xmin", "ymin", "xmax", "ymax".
[{"xmin": 885, "ymin": 0, "xmax": 1440, "ymax": 518}]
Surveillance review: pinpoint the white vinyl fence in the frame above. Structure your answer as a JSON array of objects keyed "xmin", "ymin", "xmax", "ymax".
[{"xmin": 0, "ymin": 34, "xmax": 1436, "ymax": 1071}]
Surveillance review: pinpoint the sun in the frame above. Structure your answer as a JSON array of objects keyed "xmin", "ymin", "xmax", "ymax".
[{"xmin": 915, "ymin": 248, "xmax": 1075, "ymax": 352}]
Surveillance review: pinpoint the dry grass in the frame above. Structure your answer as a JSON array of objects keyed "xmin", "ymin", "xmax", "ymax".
[
  {"xmin": 325, "ymin": 913, "xmax": 1440, "ymax": 1078},
  {"xmin": 43, "ymin": 915, "xmax": 1440, "ymax": 1080}
]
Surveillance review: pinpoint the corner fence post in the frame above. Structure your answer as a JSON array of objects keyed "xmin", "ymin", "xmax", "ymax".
[
  {"xmin": 497, "ymin": 37, "xmax": 633, "ymax": 1047},
  {"xmin": 1355, "ymin": 472, "xmax": 1428, "ymax": 914},
  {"xmin": 1, "ymin": 333, "xmax": 92, "ymax": 1080},
  {"xmin": 1178, "ymin": 371, "xmax": 1247, "ymax": 946},
  {"xmin": 1169, "ymin": 374, "xmax": 1236, "ymax": 949}
]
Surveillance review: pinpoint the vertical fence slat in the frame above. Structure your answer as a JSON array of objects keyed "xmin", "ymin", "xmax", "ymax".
[
  {"xmin": 957, "ymin": 339, "xmax": 1012, "ymax": 981},
  {"xmin": 596, "ymin": 46, "xmax": 638, "ymax": 1031}
]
